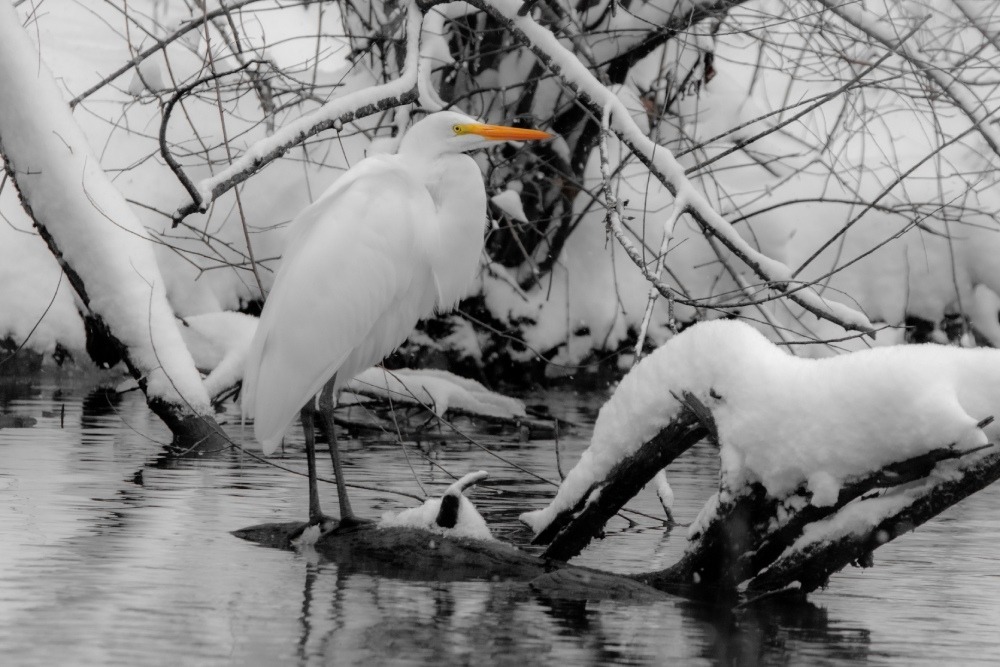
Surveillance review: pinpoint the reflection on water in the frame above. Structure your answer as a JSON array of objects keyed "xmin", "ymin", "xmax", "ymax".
[{"xmin": 1, "ymin": 376, "xmax": 999, "ymax": 665}]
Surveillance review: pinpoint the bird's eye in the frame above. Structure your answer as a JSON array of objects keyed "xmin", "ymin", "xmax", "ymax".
[{"xmin": 453, "ymin": 124, "xmax": 464, "ymax": 134}]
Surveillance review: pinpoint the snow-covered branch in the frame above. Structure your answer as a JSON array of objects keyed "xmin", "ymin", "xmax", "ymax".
[
  {"xmin": 465, "ymin": 0, "xmax": 874, "ymax": 334},
  {"xmin": 171, "ymin": 2, "xmax": 426, "ymax": 223}
]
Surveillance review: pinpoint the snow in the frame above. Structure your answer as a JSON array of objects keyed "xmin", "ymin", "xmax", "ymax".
[
  {"xmin": 491, "ymin": 189, "xmax": 529, "ymax": 223},
  {"xmin": 653, "ymin": 470, "xmax": 674, "ymax": 514},
  {"xmin": 379, "ymin": 470, "xmax": 495, "ymax": 541},
  {"xmin": 521, "ymin": 318, "xmax": 1000, "ymax": 535},
  {"xmin": 0, "ymin": 222, "xmax": 84, "ymax": 355},
  {"xmin": 484, "ymin": 85, "xmax": 724, "ymax": 366},
  {"xmin": 818, "ymin": 0, "xmax": 1000, "ymax": 158},
  {"xmin": 482, "ymin": 0, "xmax": 874, "ymax": 335}
]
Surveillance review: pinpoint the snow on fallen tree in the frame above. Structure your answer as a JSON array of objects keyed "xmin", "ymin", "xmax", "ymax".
[{"xmin": 521, "ymin": 319, "xmax": 1000, "ymax": 593}]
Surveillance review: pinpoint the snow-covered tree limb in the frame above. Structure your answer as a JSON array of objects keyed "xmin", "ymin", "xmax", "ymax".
[{"xmin": 0, "ymin": 3, "xmax": 223, "ymax": 442}]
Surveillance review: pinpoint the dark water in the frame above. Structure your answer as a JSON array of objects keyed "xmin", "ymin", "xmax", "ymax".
[{"xmin": 2, "ymin": 374, "xmax": 1000, "ymax": 666}]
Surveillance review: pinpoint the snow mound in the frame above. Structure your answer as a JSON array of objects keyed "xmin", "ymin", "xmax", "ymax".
[
  {"xmin": 346, "ymin": 367, "xmax": 526, "ymax": 419},
  {"xmin": 521, "ymin": 319, "xmax": 1000, "ymax": 535},
  {"xmin": 379, "ymin": 471, "xmax": 494, "ymax": 541}
]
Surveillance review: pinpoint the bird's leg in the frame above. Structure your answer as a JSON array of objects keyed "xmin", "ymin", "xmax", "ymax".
[
  {"xmin": 318, "ymin": 377, "xmax": 370, "ymax": 529},
  {"xmin": 299, "ymin": 400, "xmax": 332, "ymax": 527}
]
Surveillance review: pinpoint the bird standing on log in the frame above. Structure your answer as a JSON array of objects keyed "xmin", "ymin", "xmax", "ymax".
[{"xmin": 241, "ymin": 111, "xmax": 551, "ymax": 531}]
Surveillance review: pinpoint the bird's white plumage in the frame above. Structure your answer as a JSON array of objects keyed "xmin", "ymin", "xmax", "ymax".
[{"xmin": 242, "ymin": 111, "xmax": 501, "ymax": 453}]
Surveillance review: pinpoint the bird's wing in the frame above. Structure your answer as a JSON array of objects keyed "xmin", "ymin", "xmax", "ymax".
[{"xmin": 242, "ymin": 160, "xmax": 439, "ymax": 453}]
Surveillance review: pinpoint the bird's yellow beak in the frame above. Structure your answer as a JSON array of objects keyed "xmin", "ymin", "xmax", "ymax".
[{"xmin": 458, "ymin": 123, "xmax": 552, "ymax": 141}]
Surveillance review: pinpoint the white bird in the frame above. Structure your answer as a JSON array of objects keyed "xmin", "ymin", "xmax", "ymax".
[{"xmin": 241, "ymin": 110, "xmax": 551, "ymax": 531}]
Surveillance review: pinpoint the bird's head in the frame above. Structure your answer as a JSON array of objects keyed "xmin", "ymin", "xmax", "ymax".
[{"xmin": 399, "ymin": 110, "xmax": 552, "ymax": 157}]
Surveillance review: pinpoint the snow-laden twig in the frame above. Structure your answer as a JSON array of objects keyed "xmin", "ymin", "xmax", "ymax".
[
  {"xmin": 817, "ymin": 0, "xmax": 1000, "ymax": 161},
  {"xmin": 464, "ymin": 0, "xmax": 874, "ymax": 334},
  {"xmin": 172, "ymin": 1, "xmax": 425, "ymax": 222}
]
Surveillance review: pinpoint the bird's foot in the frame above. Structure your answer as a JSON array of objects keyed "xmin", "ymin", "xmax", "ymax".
[{"xmin": 329, "ymin": 515, "xmax": 375, "ymax": 535}]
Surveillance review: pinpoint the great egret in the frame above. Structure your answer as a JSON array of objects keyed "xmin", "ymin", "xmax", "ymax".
[{"xmin": 242, "ymin": 110, "xmax": 551, "ymax": 530}]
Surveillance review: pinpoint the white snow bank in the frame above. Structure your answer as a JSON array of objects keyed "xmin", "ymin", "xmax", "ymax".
[
  {"xmin": 521, "ymin": 319, "xmax": 1000, "ymax": 534},
  {"xmin": 379, "ymin": 471, "xmax": 494, "ymax": 540},
  {"xmin": 345, "ymin": 367, "xmax": 526, "ymax": 419}
]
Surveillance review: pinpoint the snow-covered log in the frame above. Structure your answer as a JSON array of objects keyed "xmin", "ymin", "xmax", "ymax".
[
  {"xmin": 0, "ymin": 5, "xmax": 224, "ymax": 446},
  {"xmin": 520, "ymin": 319, "xmax": 1000, "ymax": 592},
  {"xmin": 637, "ymin": 441, "xmax": 993, "ymax": 595}
]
